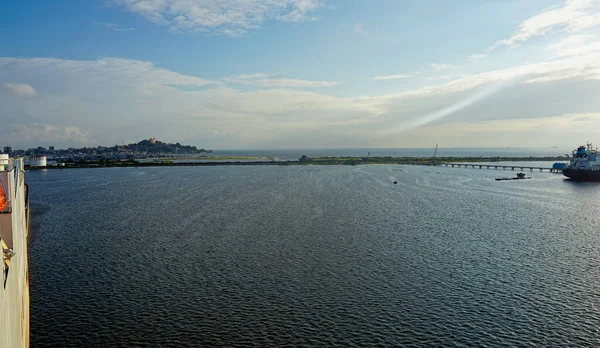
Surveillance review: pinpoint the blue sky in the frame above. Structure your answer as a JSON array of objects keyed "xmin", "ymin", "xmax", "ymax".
[{"xmin": 2, "ymin": 0, "xmax": 600, "ymax": 149}]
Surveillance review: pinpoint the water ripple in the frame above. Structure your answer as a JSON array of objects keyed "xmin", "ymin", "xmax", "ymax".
[{"xmin": 26, "ymin": 166, "xmax": 600, "ymax": 347}]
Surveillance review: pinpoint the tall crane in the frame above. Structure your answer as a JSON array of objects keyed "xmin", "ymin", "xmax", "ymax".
[{"xmin": 432, "ymin": 145, "xmax": 438, "ymax": 164}]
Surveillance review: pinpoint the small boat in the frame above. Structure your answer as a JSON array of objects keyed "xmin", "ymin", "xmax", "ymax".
[
  {"xmin": 495, "ymin": 172, "xmax": 531, "ymax": 181},
  {"xmin": 393, "ymin": 180, "xmax": 398, "ymax": 184}
]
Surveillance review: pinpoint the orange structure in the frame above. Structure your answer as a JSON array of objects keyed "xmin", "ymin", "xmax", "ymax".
[{"xmin": 0, "ymin": 186, "xmax": 6, "ymax": 211}]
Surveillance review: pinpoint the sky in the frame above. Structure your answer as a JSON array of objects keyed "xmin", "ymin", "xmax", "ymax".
[{"xmin": 2, "ymin": 0, "xmax": 600, "ymax": 149}]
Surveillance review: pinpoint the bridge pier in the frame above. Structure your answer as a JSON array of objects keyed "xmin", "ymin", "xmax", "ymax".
[{"xmin": 442, "ymin": 163, "xmax": 553, "ymax": 173}]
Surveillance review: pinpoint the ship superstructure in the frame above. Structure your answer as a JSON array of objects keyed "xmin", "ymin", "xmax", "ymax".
[
  {"xmin": 0, "ymin": 156, "xmax": 30, "ymax": 348},
  {"xmin": 563, "ymin": 143, "xmax": 600, "ymax": 180}
]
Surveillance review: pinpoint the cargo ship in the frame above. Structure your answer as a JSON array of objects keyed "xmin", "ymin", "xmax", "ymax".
[
  {"xmin": 563, "ymin": 143, "xmax": 600, "ymax": 181},
  {"xmin": 0, "ymin": 155, "xmax": 30, "ymax": 347}
]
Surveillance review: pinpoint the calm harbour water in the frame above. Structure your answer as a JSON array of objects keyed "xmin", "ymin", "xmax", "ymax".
[{"xmin": 27, "ymin": 165, "xmax": 600, "ymax": 347}]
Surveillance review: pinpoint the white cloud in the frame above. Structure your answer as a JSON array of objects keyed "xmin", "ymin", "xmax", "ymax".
[
  {"xmin": 224, "ymin": 73, "xmax": 336, "ymax": 88},
  {"xmin": 377, "ymin": 112, "xmax": 600, "ymax": 148},
  {"xmin": 91, "ymin": 21, "xmax": 134, "ymax": 32},
  {"xmin": 112, "ymin": 0, "xmax": 325, "ymax": 35},
  {"xmin": 3, "ymin": 52, "xmax": 600, "ymax": 148},
  {"xmin": 548, "ymin": 34, "xmax": 590, "ymax": 51},
  {"xmin": 487, "ymin": 0, "xmax": 600, "ymax": 52},
  {"xmin": 2, "ymin": 83, "xmax": 37, "ymax": 97},
  {"xmin": 276, "ymin": 0, "xmax": 323, "ymax": 22},
  {"xmin": 9, "ymin": 124, "xmax": 92, "ymax": 146},
  {"xmin": 231, "ymin": 73, "xmax": 277, "ymax": 80},
  {"xmin": 546, "ymin": 34, "xmax": 600, "ymax": 58},
  {"xmin": 392, "ymin": 53, "xmax": 600, "ymax": 99},
  {"xmin": 0, "ymin": 57, "xmax": 215, "ymax": 91},
  {"xmin": 430, "ymin": 63, "xmax": 458, "ymax": 71},
  {"xmin": 467, "ymin": 54, "xmax": 487, "ymax": 62},
  {"xmin": 353, "ymin": 23, "xmax": 367, "ymax": 37},
  {"xmin": 372, "ymin": 74, "xmax": 414, "ymax": 80},
  {"xmin": 254, "ymin": 78, "xmax": 337, "ymax": 88}
]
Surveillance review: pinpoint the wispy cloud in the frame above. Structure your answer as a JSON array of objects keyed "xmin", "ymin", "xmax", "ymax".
[
  {"xmin": 430, "ymin": 63, "xmax": 458, "ymax": 71},
  {"xmin": 487, "ymin": 0, "xmax": 600, "ymax": 52},
  {"xmin": 224, "ymin": 73, "xmax": 336, "ymax": 88},
  {"xmin": 91, "ymin": 20, "xmax": 134, "ymax": 32},
  {"xmin": 548, "ymin": 34, "xmax": 591, "ymax": 51},
  {"xmin": 0, "ymin": 57, "xmax": 215, "ymax": 90},
  {"xmin": 353, "ymin": 23, "xmax": 367, "ymax": 37},
  {"xmin": 231, "ymin": 73, "xmax": 279, "ymax": 80},
  {"xmin": 545, "ymin": 34, "xmax": 600, "ymax": 58},
  {"xmin": 3, "ymin": 52, "xmax": 600, "ymax": 148},
  {"xmin": 255, "ymin": 78, "xmax": 337, "ymax": 88},
  {"xmin": 112, "ymin": 0, "xmax": 325, "ymax": 36},
  {"xmin": 2, "ymin": 83, "xmax": 37, "ymax": 97},
  {"xmin": 9, "ymin": 124, "xmax": 92, "ymax": 146},
  {"xmin": 372, "ymin": 74, "xmax": 415, "ymax": 80},
  {"xmin": 424, "ymin": 75, "xmax": 456, "ymax": 81},
  {"xmin": 467, "ymin": 54, "xmax": 487, "ymax": 62}
]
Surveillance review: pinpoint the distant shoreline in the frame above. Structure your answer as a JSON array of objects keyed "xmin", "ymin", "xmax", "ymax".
[{"xmin": 25, "ymin": 156, "xmax": 569, "ymax": 170}]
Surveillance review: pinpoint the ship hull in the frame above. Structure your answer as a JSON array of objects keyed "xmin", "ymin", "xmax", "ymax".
[
  {"xmin": 0, "ymin": 158, "xmax": 29, "ymax": 348},
  {"xmin": 563, "ymin": 168, "xmax": 600, "ymax": 181}
]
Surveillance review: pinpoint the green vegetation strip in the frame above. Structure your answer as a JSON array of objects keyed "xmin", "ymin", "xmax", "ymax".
[
  {"xmin": 149, "ymin": 156, "xmax": 273, "ymax": 161},
  {"xmin": 299, "ymin": 155, "xmax": 567, "ymax": 165},
  {"xmin": 27, "ymin": 155, "xmax": 568, "ymax": 170}
]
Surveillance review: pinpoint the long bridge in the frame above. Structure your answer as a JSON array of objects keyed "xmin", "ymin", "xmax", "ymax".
[{"xmin": 439, "ymin": 163, "xmax": 562, "ymax": 173}]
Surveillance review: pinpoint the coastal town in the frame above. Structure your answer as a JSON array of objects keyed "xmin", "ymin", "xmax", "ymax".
[{"xmin": 2, "ymin": 138, "xmax": 212, "ymax": 167}]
